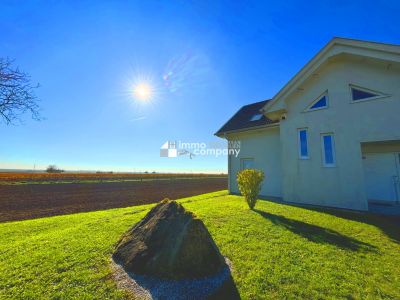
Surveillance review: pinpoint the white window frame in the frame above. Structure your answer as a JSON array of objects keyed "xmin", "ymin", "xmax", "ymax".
[
  {"xmin": 304, "ymin": 91, "xmax": 329, "ymax": 112},
  {"xmin": 298, "ymin": 128, "xmax": 309, "ymax": 159},
  {"xmin": 240, "ymin": 158, "xmax": 254, "ymax": 170},
  {"xmin": 349, "ymin": 84, "xmax": 389, "ymax": 104},
  {"xmin": 321, "ymin": 133, "xmax": 336, "ymax": 167}
]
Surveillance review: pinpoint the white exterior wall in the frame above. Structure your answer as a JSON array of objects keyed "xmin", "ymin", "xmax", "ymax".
[
  {"xmin": 227, "ymin": 127, "xmax": 282, "ymax": 198},
  {"xmin": 280, "ymin": 56, "xmax": 400, "ymax": 210}
]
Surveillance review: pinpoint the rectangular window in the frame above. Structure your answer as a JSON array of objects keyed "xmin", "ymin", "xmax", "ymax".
[
  {"xmin": 241, "ymin": 158, "xmax": 254, "ymax": 170},
  {"xmin": 298, "ymin": 129, "xmax": 309, "ymax": 159},
  {"xmin": 321, "ymin": 133, "xmax": 336, "ymax": 167}
]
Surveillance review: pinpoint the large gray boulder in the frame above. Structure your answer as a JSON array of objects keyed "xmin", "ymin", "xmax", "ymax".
[{"xmin": 112, "ymin": 199, "xmax": 226, "ymax": 280}]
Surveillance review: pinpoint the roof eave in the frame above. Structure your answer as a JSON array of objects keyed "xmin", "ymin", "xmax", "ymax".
[{"xmin": 214, "ymin": 122, "xmax": 280, "ymax": 138}]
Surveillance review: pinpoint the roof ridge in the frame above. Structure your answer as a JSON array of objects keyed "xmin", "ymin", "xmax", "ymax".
[{"xmin": 242, "ymin": 99, "xmax": 271, "ymax": 108}]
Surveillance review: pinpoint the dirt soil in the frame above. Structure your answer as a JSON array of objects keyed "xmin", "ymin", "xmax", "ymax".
[{"xmin": 0, "ymin": 178, "xmax": 227, "ymax": 222}]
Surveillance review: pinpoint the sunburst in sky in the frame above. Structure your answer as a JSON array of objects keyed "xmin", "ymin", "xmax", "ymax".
[
  {"xmin": 126, "ymin": 69, "xmax": 160, "ymax": 105},
  {"xmin": 120, "ymin": 69, "xmax": 160, "ymax": 122},
  {"xmin": 133, "ymin": 82, "xmax": 153, "ymax": 101}
]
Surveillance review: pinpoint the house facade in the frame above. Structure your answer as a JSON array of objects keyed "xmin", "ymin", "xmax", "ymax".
[{"xmin": 216, "ymin": 38, "xmax": 400, "ymax": 211}]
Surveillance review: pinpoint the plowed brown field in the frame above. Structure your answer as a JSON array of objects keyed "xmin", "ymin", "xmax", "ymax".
[{"xmin": 0, "ymin": 173, "xmax": 227, "ymax": 222}]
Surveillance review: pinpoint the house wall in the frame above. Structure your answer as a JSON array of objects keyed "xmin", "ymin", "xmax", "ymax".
[
  {"xmin": 280, "ymin": 56, "xmax": 400, "ymax": 210},
  {"xmin": 227, "ymin": 127, "xmax": 282, "ymax": 198}
]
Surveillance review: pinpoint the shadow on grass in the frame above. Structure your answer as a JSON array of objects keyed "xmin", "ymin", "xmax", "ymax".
[
  {"xmin": 258, "ymin": 199, "xmax": 400, "ymax": 244},
  {"xmin": 254, "ymin": 209, "xmax": 377, "ymax": 252},
  {"xmin": 208, "ymin": 275, "xmax": 240, "ymax": 300},
  {"xmin": 299, "ymin": 205, "xmax": 400, "ymax": 244}
]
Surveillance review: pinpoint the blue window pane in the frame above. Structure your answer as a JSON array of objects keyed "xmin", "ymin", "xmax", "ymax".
[
  {"xmin": 352, "ymin": 88, "xmax": 377, "ymax": 101},
  {"xmin": 310, "ymin": 96, "xmax": 327, "ymax": 109},
  {"xmin": 299, "ymin": 130, "xmax": 308, "ymax": 157},
  {"xmin": 242, "ymin": 159, "xmax": 254, "ymax": 170},
  {"xmin": 323, "ymin": 135, "xmax": 334, "ymax": 164}
]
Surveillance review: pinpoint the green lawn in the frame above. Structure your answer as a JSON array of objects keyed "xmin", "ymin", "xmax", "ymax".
[{"xmin": 1, "ymin": 191, "xmax": 399, "ymax": 299}]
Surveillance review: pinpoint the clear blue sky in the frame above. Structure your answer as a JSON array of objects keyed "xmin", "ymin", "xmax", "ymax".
[{"xmin": 1, "ymin": 1, "xmax": 399, "ymax": 173}]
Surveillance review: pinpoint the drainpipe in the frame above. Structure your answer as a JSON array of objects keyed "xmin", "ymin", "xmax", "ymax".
[{"xmin": 224, "ymin": 133, "xmax": 231, "ymax": 193}]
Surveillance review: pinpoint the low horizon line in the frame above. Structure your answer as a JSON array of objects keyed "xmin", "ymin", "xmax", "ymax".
[{"xmin": 0, "ymin": 168, "xmax": 227, "ymax": 174}]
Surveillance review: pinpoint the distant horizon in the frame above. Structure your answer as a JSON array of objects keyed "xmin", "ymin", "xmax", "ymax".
[{"xmin": 0, "ymin": 166, "xmax": 227, "ymax": 175}]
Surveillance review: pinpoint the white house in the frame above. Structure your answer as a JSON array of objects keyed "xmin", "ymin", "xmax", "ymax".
[{"xmin": 216, "ymin": 37, "xmax": 400, "ymax": 211}]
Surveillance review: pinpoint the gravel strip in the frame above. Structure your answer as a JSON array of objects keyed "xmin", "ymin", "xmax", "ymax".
[{"xmin": 111, "ymin": 258, "xmax": 233, "ymax": 300}]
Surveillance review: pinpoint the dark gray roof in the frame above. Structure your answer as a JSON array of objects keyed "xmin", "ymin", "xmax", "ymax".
[{"xmin": 215, "ymin": 99, "xmax": 277, "ymax": 136}]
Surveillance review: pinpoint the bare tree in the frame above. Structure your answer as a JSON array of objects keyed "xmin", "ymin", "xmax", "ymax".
[{"xmin": 0, "ymin": 58, "xmax": 41, "ymax": 124}]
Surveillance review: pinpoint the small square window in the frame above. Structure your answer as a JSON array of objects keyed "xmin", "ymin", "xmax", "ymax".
[
  {"xmin": 241, "ymin": 158, "xmax": 254, "ymax": 170},
  {"xmin": 250, "ymin": 114, "xmax": 263, "ymax": 121}
]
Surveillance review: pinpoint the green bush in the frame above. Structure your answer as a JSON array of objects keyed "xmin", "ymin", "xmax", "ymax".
[{"xmin": 237, "ymin": 169, "xmax": 264, "ymax": 209}]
